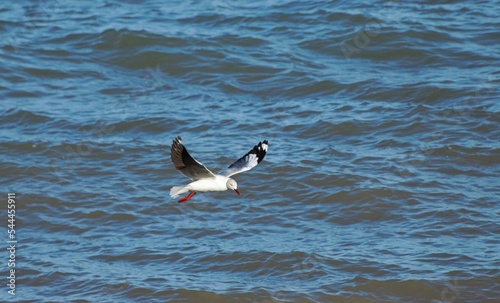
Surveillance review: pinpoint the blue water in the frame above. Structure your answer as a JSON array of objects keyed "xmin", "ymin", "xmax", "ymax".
[{"xmin": 1, "ymin": 1, "xmax": 499, "ymax": 302}]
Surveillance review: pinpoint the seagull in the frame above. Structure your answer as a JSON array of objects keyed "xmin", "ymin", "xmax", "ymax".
[{"xmin": 170, "ymin": 136, "xmax": 268, "ymax": 203}]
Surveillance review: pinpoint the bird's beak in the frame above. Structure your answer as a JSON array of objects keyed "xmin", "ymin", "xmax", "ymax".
[{"xmin": 234, "ymin": 189, "xmax": 240, "ymax": 196}]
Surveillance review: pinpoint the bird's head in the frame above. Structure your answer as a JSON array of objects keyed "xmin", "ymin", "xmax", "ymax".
[{"xmin": 226, "ymin": 178, "xmax": 240, "ymax": 195}]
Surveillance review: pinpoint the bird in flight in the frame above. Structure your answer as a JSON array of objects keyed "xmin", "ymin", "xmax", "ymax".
[{"xmin": 170, "ymin": 136, "xmax": 268, "ymax": 203}]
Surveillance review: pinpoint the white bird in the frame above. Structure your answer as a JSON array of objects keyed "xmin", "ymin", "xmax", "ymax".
[{"xmin": 170, "ymin": 136, "xmax": 268, "ymax": 203}]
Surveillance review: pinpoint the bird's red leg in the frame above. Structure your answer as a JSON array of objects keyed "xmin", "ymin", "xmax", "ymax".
[{"xmin": 178, "ymin": 191, "xmax": 196, "ymax": 203}]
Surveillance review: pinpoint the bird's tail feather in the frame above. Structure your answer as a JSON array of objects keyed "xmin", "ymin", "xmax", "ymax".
[{"xmin": 170, "ymin": 186, "xmax": 189, "ymax": 198}]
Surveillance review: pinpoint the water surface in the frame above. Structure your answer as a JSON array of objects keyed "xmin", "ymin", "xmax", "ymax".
[{"xmin": 1, "ymin": 0, "xmax": 499, "ymax": 302}]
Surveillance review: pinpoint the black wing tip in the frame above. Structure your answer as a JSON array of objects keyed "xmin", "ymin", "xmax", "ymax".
[
  {"xmin": 254, "ymin": 140, "xmax": 268, "ymax": 164},
  {"xmin": 171, "ymin": 136, "xmax": 184, "ymax": 152},
  {"xmin": 258, "ymin": 140, "xmax": 268, "ymax": 152},
  {"xmin": 170, "ymin": 136, "xmax": 185, "ymax": 169}
]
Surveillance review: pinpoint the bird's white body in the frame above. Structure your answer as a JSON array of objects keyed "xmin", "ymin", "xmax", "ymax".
[{"xmin": 170, "ymin": 175, "xmax": 229, "ymax": 197}]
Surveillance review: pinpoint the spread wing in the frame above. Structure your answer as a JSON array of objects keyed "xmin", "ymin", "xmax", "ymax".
[
  {"xmin": 170, "ymin": 136, "xmax": 216, "ymax": 181},
  {"xmin": 219, "ymin": 140, "xmax": 268, "ymax": 177}
]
